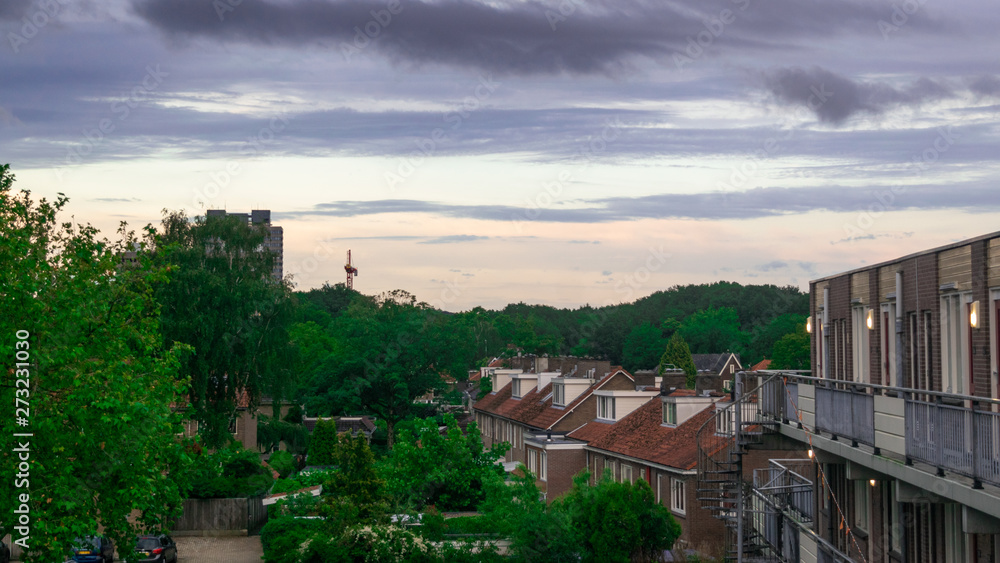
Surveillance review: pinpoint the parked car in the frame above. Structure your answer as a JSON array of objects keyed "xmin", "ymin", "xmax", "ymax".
[
  {"xmin": 130, "ymin": 535, "xmax": 177, "ymax": 563},
  {"xmin": 71, "ymin": 536, "xmax": 114, "ymax": 563},
  {"xmin": 0, "ymin": 540, "xmax": 9, "ymax": 563}
]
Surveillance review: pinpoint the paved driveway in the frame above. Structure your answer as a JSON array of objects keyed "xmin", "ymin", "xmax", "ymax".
[{"xmin": 174, "ymin": 536, "xmax": 263, "ymax": 563}]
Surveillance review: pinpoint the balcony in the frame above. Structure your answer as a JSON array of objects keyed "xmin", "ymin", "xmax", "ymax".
[{"xmin": 755, "ymin": 372, "xmax": 1000, "ymax": 503}]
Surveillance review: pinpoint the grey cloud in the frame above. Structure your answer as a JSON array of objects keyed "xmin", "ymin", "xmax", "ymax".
[
  {"xmin": 130, "ymin": 0, "xmax": 930, "ymax": 76},
  {"xmin": 569, "ymin": 240, "xmax": 600, "ymax": 244},
  {"xmin": 601, "ymin": 270, "xmax": 612, "ymax": 276},
  {"xmin": 418, "ymin": 234, "xmax": 489, "ymax": 244},
  {"xmin": 759, "ymin": 66, "xmax": 954, "ymax": 124},
  {"xmin": 292, "ymin": 183, "xmax": 1000, "ymax": 223},
  {"xmin": 969, "ymin": 75, "xmax": 1000, "ymax": 97},
  {"xmin": 0, "ymin": 0, "xmax": 33, "ymax": 20}
]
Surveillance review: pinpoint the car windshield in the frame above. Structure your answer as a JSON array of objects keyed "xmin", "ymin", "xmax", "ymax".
[
  {"xmin": 136, "ymin": 538, "xmax": 160, "ymax": 549},
  {"xmin": 73, "ymin": 537, "xmax": 100, "ymax": 549}
]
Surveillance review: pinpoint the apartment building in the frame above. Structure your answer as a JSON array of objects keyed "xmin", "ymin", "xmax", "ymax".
[
  {"xmin": 206, "ymin": 209, "xmax": 284, "ymax": 281},
  {"xmin": 716, "ymin": 231, "xmax": 1000, "ymax": 562}
]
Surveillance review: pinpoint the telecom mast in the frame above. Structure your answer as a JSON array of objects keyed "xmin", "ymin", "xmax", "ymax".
[{"xmin": 345, "ymin": 249, "xmax": 358, "ymax": 290}]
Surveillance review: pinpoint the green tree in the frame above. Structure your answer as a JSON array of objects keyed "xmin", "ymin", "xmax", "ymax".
[
  {"xmin": 480, "ymin": 470, "xmax": 577, "ymax": 563},
  {"xmin": 309, "ymin": 418, "xmax": 339, "ymax": 466},
  {"xmin": 659, "ymin": 333, "xmax": 697, "ymax": 388},
  {"xmin": 303, "ymin": 290, "xmax": 448, "ymax": 447},
  {"xmin": 621, "ymin": 322, "xmax": 666, "ymax": 373},
  {"xmin": 745, "ymin": 313, "xmax": 808, "ymax": 366},
  {"xmin": 554, "ymin": 472, "xmax": 681, "ymax": 563},
  {"xmin": 771, "ymin": 329, "xmax": 811, "ymax": 370},
  {"xmin": 678, "ymin": 306, "xmax": 748, "ymax": 355},
  {"xmin": 0, "ymin": 164, "xmax": 192, "ymax": 560},
  {"xmin": 383, "ymin": 414, "xmax": 507, "ymax": 511},
  {"xmin": 149, "ymin": 210, "xmax": 296, "ymax": 448}
]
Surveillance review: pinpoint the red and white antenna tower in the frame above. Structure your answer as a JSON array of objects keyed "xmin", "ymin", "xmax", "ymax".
[{"xmin": 345, "ymin": 249, "xmax": 358, "ymax": 290}]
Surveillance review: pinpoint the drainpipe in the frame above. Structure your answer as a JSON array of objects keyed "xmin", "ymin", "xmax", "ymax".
[{"xmin": 896, "ymin": 272, "xmax": 904, "ymax": 389}]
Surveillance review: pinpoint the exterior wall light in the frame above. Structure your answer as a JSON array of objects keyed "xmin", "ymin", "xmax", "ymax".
[
  {"xmin": 970, "ymin": 301, "xmax": 980, "ymax": 329},
  {"xmin": 869, "ymin": 479, "xmax": 876, "ymax": 487},
  {"xmin": 806, "ymin": 316, "xmax": 812, "ymax": 334},
  {"xmin": 866, "ymin": 309, "xmax": 874, "ymax": 330},
  {"xmin": 807, "ymin": 449, "xmax": 814, "ymax": 459}
]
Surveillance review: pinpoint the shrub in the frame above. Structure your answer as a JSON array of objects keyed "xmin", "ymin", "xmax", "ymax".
[
  {"xmin": 270, "ymin": 450, "xmax": 296, "ymax": 479},
  {"xmin": 187, "ymin": 444, "xmax": 274, "ymax": 499},
  {"xmin": 260, "ymin": 515, "xmax": 325, "ymax": 563}
]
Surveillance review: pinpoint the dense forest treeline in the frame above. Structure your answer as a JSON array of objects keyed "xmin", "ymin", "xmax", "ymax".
[{"xmin": 292, "ymin": 281, "xmax": 810, "ymax": 418}]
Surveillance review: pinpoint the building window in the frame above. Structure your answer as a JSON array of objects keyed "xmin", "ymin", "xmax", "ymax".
[
  {"xmin": 881, "ymin": 303, "xmax": 897, "ymax": 386},
  {"xmin": 540, "ymin": 451, "xmax": 547, "ymax": 481},
  {"xmin": 598, "ymin": 396, "xmax": 616, "ymax": 420},
  {"xmin": 527, "ymin": 449, "xmax": 538, "ymax": 475},
  {"xmin": 670, "ymin": 478, "xmax": 686, "ymax": 515},
  {"xmin": 941, "ymin": 293, "xmax": 970, "ymax": 395},
  {"xmin": 553, "ymin": 383, "xmax": 565, "ymax": 406},
  {"xmin": 512, "ymin": 379, "xmax": 521, "ymax": 398},
  {"xmin": 852, "ymin": 306, "xmax": 870, "ymax": 383},
  {"xmin": 716, "ymin": 408, "xmax": 732, "ymax": 435},
  {"xmin": 229, "ymin": 417, "xmax": 238, "ymax": 436},
  {"xmin": 621, "ymin": 465, "xmax": 633, "ymax": 483},
  {"xmin": 854, "ymin": 482, "xmax": 869, "ymax": 533},
  {"xmin": 923, "ymin": 311, "xmax": 933, "ymax": 392},
  {"xmin": 604, "ymin": 457, "xmax": 615, "ymax": 479},
  {"xmin": 945, "ymin": 504, "xmax": 966, "ymax": 563},
  {"xmin": 885, "ymin": 483, "xmax": 901, "ymax": 554},
  {"xmin": 662, "ymin": 402, "xmax": 677, "ymax": 426}
]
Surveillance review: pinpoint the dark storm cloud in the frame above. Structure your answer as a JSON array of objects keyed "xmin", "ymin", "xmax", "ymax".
[
  {"xmin": 292, "ymin": 183, "xmax": 1000, "ymax": 223},
  {"xmin": 969, "ymin": 75, "xmax": 1000, "ymax": 97},
  {"xmin": 129, "ymin": 0, "xmax": 935, "ymax": 75},
  {"xmin": 0, "ymin": 0, "xmax": 33, "ymax": 20},
  {"xmin": 759, "ymin": 67, "xmax": 955, "ymax": 124}
]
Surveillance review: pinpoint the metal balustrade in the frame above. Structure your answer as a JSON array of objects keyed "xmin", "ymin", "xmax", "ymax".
[{"xmin": 757, "ymin": 371, "xmax": 1000, "ymax": 490}]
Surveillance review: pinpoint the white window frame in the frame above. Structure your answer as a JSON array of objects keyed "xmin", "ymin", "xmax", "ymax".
[
  {"xmin": 662, "ymin": 402, "xmax": 677, "ymax": 426},
  {"xmin": 604, "ymin": 457, "xmax": 615, "ymax": 479},
  {"xmin": 670, "ymin": 478, "xmax": 686, "ymax": 515},
  {"xmin": 941, "ymin": 292, "xmax": 972, "ymax": 395},
  {"xmin": 553, "ymin": 383, "xmax": 565, "ymax": 406},
  {"xmin": 854, "ymin": 481, "xmax": 869, "ymax": 533},
  {"xmin": 527, "ymin": 449, "xmax": 537, "ymax": 475},
  {"xmin": 540, "ymin": 451, "xmax": 547, "ymax": 481},
  {"xmin": 852, "ymin": 306, "xmax": 870, "ymax": 383},
  {"xmin": 621, "ymin": 464, "xmax": 633, "ymax": 483},
  {"xmin": 512, "ymin": 379, "xmax": 521, "ymax": 398},
  {"xmin": 598, "ymin": 396, "xmax": 616, "ymax": 421}
]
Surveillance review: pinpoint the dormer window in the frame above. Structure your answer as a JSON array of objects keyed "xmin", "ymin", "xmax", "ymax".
[
  {"xmin": 597, "ymin": 396, "xmax": 616, "ymax": 420},
  {"xmin": 662, "ymin": 402, "xmax": 677, "ymax": 426},
  {"xmin": 553, "ymin": 383, "xmax": 565, "ymax": 406},
  {"xmin": 512, "ymin": 379, "xmax": 522, "ymax": 398}
]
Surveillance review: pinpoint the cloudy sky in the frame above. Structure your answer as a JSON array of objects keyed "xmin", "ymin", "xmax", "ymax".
[{"xmin": 2, "ymin": 0, "xmax": 998, "ymax": 310}]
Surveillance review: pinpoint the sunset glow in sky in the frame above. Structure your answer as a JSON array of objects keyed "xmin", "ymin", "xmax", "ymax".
[{"xmin": 2, "ymin": 0, "xmax": 998, "ymax": 310}]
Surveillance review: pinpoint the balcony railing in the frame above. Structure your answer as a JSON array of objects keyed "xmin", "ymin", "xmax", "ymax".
[{"xmin": 753, "ymin": 372, "xmax": 1000, "ymax": 490}]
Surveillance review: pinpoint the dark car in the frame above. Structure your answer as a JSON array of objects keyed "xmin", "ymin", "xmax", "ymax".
[
  {"xmin": 0, "ymin": 540, "xmax": 9, "ymax": 563},
  {"xmin": 71, "ymin": 536, "xmax": 114, "ymax": 563},
  {"xmin": 131, "ymin": 535, "xmax": 177, "ymax": 563}
]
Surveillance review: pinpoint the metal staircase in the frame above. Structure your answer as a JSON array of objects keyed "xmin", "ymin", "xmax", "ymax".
[{"xmin": 696, "ymin": 373, "xmax": 782, "ymax": 561}]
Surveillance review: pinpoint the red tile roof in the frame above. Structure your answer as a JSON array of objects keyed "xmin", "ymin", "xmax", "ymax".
[
  {"xmin": 474, "ymin": 368, "xmax": 633, "ymax": 431},
  {"xmin": 750, "ymin": 359, "xmax": 772, "ymax": 372},
  {"xmin": 569, "ymin": 399, "xmax": 721, "ymax": 471}
]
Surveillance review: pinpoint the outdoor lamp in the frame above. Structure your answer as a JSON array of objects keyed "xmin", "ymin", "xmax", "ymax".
[
  {"xmin": 970, "ymin": 301, "xmax": 980, "ymax": 329},
  {"xmin": 866, "ymin": 309, "xmax": 874, "ymax": 330},
  {"xmin": 808, "ymin": 449, "xmax": 814, "ymax": 459},
  {"xmin": 869, "ymin": 479, "xmax": 876, "ymax": 487},
  {"xmin": 806, "ymin": 316, "xmax": 812, "ymax": 333}
]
